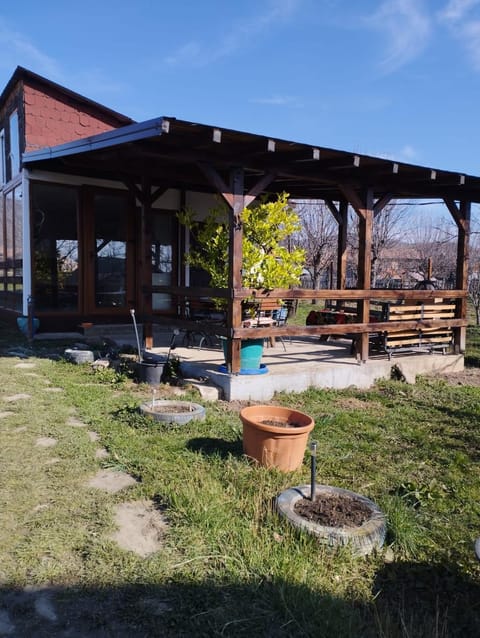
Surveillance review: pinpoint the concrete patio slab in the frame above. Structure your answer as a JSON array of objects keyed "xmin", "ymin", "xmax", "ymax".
[{"xmin": 36, "ymin": 325, "xmax": 464, "ymax": 401}]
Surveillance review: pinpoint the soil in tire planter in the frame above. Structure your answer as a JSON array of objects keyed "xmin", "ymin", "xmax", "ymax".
[{"xmin": 294, "ymin": 492, "xmax": 372, "ymax": 527}]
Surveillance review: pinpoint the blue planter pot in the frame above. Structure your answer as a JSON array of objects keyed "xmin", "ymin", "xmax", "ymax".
[{"xmin": 220, "ymin": 338, "xmax": 266, "ymax": 374}]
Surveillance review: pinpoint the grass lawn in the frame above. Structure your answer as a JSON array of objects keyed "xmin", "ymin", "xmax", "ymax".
[{"xmin": 0, "ymin": 319, "xmax": 479, "ymax": 636}]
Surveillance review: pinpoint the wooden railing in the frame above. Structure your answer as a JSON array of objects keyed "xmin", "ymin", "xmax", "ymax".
[{"xmin": 144, "ymin": 286, "xmax": 468, "ymax": 368}]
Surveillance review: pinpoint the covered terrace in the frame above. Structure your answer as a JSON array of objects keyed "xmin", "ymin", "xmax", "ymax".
[{"xmin": 23, "ymin": 116, "xmax": 476, "ymax": 374}]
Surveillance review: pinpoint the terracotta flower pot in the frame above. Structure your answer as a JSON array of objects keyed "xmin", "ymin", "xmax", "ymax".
[{"xmin": 239, "ymin": 405, "xmax": 314, "ymax": 472}]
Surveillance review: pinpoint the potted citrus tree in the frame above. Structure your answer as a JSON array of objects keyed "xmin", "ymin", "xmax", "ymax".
[{"xmin": 178, "ymin": 193, "xmax": 305, "ymax": 371}]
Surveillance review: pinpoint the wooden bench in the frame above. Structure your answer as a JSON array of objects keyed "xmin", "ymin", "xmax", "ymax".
[{"xmin": 372, "ymin": 302, "xmax": 455, "ymax": 359}]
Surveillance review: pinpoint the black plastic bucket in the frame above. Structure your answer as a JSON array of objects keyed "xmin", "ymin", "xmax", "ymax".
[{"xmin": 135, "ymin": 361, "xmax": 164, "ymax": 385}]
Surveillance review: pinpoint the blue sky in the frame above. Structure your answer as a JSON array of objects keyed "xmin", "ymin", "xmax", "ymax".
[{"xmin": 1, "ymin": 0, "xmax": 480, "ymax": 176}]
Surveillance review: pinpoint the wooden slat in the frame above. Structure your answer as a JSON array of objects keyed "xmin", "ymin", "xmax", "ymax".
[
  {"xmin": 388, "ymin": 312, "xmax": 424, "ymax": 320},
  {"xmin": 423, "ymin": 313, "xmax": 455, "ymax": 319},
  {"xmin": 387, "ymin": 337, "xmax": 422, "ymax": 347},
  {"xmin": 421, "ymin": 336, "xmax": 452, "ymax": 343},
  {"xmin": 387, "ymin": 331, "xmax": 420, "ymax": 340},
  {"xmin": 423, "ymin": 304, "xmax": 455, "ymax": 311}
]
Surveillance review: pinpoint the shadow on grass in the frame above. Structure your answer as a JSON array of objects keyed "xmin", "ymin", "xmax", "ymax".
[
  {"xmin": 1, "ymin": 561, "xmax": 479, "ymax": 637},
  {"xmin": 0, "ymin": 580, "xmax": 369, "ymax": 638},
  {"xmin": 372, "ymin": 560, "xmax": 480, "ymax": 636},
  {"xmin": 464, "ymin": 354, "xmax": 480, "ymax": 367},
  {"xmin": 186, "ymin": 436, "xmax": 243, "ymax": 459}
]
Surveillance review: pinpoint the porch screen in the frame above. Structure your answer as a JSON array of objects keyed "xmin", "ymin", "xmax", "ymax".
[{"xmin": 32, "ymin": 183, "xmax": 78, "ymax": 311}]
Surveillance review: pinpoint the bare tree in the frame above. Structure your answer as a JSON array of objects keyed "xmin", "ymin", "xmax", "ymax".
[
  {"xmin": 292, "ymin": 200, "xmax": 337, "ymax": 290},
  {"xmin": 468, "ymin": 229, "xmax": 480, "ymax": 324},
  {"xmin": 348, "ymin": 201, "xmax": 411, "ymax": 286},
  {"xmin": 406, "ymin": 215, "xmax": 457, "ymax": 287}
]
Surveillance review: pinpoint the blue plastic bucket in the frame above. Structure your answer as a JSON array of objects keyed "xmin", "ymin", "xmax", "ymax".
[
  {"xmin": 240, "ymin": 338, "xmax": 264, "ymax": 369},
  {"xmin": 221, "ymin": 338, "xmax": 264, "ymax": 372}
]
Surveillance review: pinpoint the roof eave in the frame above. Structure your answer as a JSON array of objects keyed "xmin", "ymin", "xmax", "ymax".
[{"xmin": 23, "ymin": 116, "xmax": 172, "ymax": 163}]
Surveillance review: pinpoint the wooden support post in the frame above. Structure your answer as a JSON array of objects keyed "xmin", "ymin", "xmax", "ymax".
[
  {"xmin": 456, "ymin": 201, "xmax": 470, "ymax": 352},
  {"xmin": 445, "ymin": 197, "xmax": 470, "ymax": 352},
  {"xmin": 127, "ymin": 180, "xmax": 153, "ymax": 350},
  {"xmin": 339, "ymin": 186, "xmax": 374, "ymax": 362},
  {"xmin": 358, "ymin": 198, "xmax": 373, "ymax": 362},
  {"xmin": 226, "ymin": 167, "xmax": 245, "ymax": 373},
  {"xmin": 139, "ymin": 180, "xmax": 153, "ymax": 350}
]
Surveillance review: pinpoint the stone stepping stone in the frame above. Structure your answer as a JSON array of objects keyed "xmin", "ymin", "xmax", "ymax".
[
  {"xmin": 44, "ymin": 387, "xmax": 63, "ymax": 393},
  {"xmin": 3, "ymin": 394, "xmax": 31, "ymax": 402},
  {"xmin": 12, "ymin": 426, "xmax": 27, "ymax": 433},
  {"xmin": 95, "ymin": 448, "xmax": 109, "ymax": 460},
  {"xmin": 32, "ymin": 503, "xmax": 50, "ymax": 512},
  {"xmin": 14, "ymin": 362, "xmax": 36, "ymax": 369},
  {"xmin": 110, "ymin": 500, "xmax": 167, "ymax": 557},
  {"xmin": 87, "ymin": 431, "xmax": 100, "ymax": 442},
  {"xmin": 87, "ymin": 469, "xmax": 137, "ymax": 493},
  {"xmin": 36, "ymin": 437, "xmax": 57, "ymax": 448},
  {"xmin": 0, "ymin": 411, "xmax": 14, "ymax": 419},
  {"xmin": 67, "ymin": 416, "xmax": 87, "ymax": 428}
]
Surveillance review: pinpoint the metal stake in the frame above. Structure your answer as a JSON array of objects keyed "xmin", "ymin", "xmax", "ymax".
[
  {"xmin": 130, "ymin": 309, "xmax": 143, "ymax": 362},
  {"xmin": 310, "ymin": 440, "xmax": 317, "ymax": 501}
]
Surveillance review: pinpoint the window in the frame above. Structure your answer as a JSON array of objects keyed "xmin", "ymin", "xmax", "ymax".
[
  {"xmin": 151, "ymin": 211, "xmax": 175, "ymax": 311},
  {"xmin": 94, "ymin": 192, "xmax": 128, "ymax": 308},
  {"xmin": 9, "ymin": 111, "xmax": 20, "ymax": 177},
  {"xmin": 0, "ymin": 193, "xmax": 4, "ymax": 305},
  {"xmin": 0, "ymin": 186, "xmax": 23, "ymax": 311},
  {"xmin": 32, "ymin": 183, "xmax": 79, "ymax": 311},
  {"xmin": 0, "ymin": 129, "xmax": 5, "ymax": 187}
]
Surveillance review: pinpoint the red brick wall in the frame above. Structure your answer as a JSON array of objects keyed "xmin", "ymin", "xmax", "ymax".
[{"xmin": 24, "ymin": 84, "xmax": 119, "ymax": 152}]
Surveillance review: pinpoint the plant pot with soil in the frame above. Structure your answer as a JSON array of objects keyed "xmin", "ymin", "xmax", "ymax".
[{"xmin": 239, "ymin": 405, "xmax": 314, "ymax": 472}]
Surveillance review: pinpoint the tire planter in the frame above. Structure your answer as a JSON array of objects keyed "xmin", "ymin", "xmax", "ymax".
[
  {"xmin": 239, "ymin": 405, "xmax": 314, "ymax": 472},
  {"xmin": 276, "ymin": 484, "xmax": 387, "ymax": 556},
  {"xmin": 140, "ymin": 400, "xmax": 206, "ymax": 425},
  {"xmin": 475, "ymin": 537, "xmax": 480, "ymax": 561},
  {"xmin": 64, "ymin": 349, "xmax": 94, "ymax": 364}
]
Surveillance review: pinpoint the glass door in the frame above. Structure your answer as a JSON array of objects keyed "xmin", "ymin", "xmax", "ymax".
[{"xmin": 88, "ymin": 190, "xmax": 134, "ymax": 313}]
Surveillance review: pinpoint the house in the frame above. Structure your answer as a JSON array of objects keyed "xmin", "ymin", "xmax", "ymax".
[
  {"xmin": 0, "ymin": 65, "xmax": 475, "ymax": 373},
  {"xmin": 0, "ymin": 66, "xmax": 132, "ymax": 325}
]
